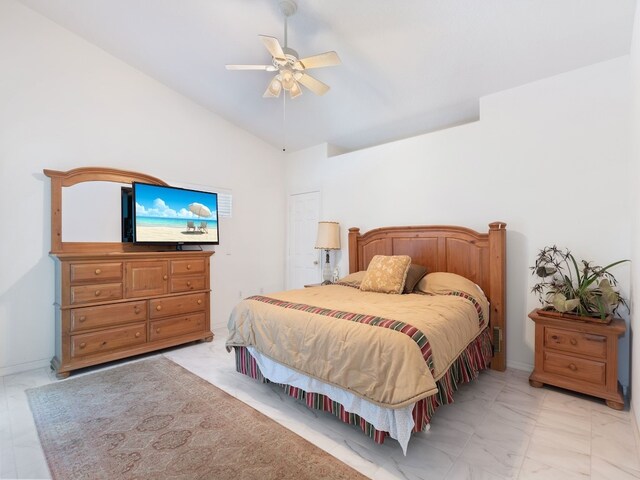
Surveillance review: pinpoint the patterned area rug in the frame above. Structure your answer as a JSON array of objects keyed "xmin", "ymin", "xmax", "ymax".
[{"xmin": 27, "ymin": 357, "xmax": 368, "ymax": 480}]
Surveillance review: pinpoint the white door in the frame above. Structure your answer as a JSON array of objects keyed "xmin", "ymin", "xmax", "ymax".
[{"xmin": 288, "ymin": 191, "xmax": 321, "ymax": 289}]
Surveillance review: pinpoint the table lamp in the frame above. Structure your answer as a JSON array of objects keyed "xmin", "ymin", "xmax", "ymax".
[{"xmin": 315, "ymin": 221, "xmax": 340, "ymax": 284}]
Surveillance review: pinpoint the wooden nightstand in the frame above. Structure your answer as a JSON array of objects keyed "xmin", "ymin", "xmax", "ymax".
[
  {"xmin": 528, "ymin": 309, "xmax": 626, "ymax": 410},
  {"xmin": 303, "ymin": 283, "xmax": 324, "ymax": 288}
]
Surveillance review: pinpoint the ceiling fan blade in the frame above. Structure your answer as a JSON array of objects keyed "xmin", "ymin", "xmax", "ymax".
[
  {"xmin": 297, "ymin": 51, "xmax": 341, "ymax": 70},
  {"xmin": 296, "ymin": 73, "xmax": 330, "ymax": 96},
  {"xmin": 263, "ymin": 77, "xmax": 282, "ymax": 98},
  {"xmin": 226, "ymin": 64, "xmax": 278, "ymax": 71},
  {"xmin": 259, "ymin": 35, "xmax": 286, "ymax": 62}
]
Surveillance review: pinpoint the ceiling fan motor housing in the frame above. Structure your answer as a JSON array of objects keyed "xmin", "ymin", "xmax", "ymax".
[{"xmin": 279, "ymin": 0, "xmax": 297, "ymax": 17}]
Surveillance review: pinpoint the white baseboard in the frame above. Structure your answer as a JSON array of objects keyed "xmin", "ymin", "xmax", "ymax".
[
  {"xmin": 506, "ymin": 360, "xmax": 533, "ymax": 372},
  {"xmin": 632, "ymin": 404, "xmax": 640, "ymax": 452},
  {"xmin": 211, "ymin": 320, "xmax": 226, "ymax": 332},
  {"xmin": 0, "ymin": 358, "xmax": 50, "ymax": 377}
]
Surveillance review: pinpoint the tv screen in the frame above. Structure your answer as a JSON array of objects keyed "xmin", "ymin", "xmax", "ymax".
[{"xmin": 132, "ymin": 182, "xmax": 219, "ymax": 245}]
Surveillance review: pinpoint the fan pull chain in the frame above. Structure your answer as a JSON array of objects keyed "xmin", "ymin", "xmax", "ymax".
[{"xmin": 282, "ymin": 92, "xmax": 287, "ymax": 152}]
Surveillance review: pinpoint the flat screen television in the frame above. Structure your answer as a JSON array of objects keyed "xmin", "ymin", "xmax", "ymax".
[
  {"xmin": 124, "ymin": 182, "xmax": 219, "ymax": 245},
  {"xmin": 121, "ymin": 186, "xmax": 134, "ymax": 243}
]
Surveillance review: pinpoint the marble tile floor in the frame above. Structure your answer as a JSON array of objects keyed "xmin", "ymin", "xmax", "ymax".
[{"xmin": 1, "ymin": 327, "xmax": 639, "ymax": 480}]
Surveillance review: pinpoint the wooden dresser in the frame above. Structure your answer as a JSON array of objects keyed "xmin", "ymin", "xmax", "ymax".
[
  {"xmin": 51, "ymin": 250, "xmax": 213, "ymax": 378},
  {"xmin": 528, "ymin": 309, "xmax": 625, "ymax": 409},
  {"xmin": 44, "ymin": 167, "xmax": 216, "ymax": 379}
]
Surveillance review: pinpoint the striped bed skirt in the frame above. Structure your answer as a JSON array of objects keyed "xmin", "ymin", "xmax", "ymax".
[{"xmin": 233, "ymin": 327, "xmax": 493, "ymax": 445}]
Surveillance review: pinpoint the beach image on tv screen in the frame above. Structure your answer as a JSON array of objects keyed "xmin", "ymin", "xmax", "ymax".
[{"xmin": 134, "ymin": 183, "xmax": 218, "ymax": 243}]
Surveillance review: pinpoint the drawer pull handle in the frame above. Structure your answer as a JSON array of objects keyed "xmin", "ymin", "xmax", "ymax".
[
  {"xmin": 79, "ymin": 342, "xmax": 86, "ymax": 349},
  {"xmin": 187, "ymin": 281, "xmax": 192, "ymax": 287},
  {"xmin": 187, "ymin": 264, "xmax": 191, "ymax": 270},
  {"xmin": 568, "ymin": 363, "xmax": 577, "ymax": 371},
  {"xmin": 156, "ymin": 305, "xmax": 162, "ymax": 311},
  {"xmin": 135, "ymin": 332, "xmax": 141, "ymax": 338},
  {"xmin": 79, "ymin": 316, "xmax": 86, "ymax": 322},
  {"xmin": 585, "ymin": 334, "xmax": 606, "ymax": 342},
  {"xmin": 94, "ymin": 290, "xmax": 101, "ymax": 297},
  {"xmin": 134, "ymin": 307, "xmax": 140, "ymax": 314},
  {"xmin": 101, "ymin": 341, "xmax": 107, "ymax": 346},
  {"xmin": 570, "ymin": 338, "xmax": 577, "ymax": 346},
  {"xmin": 551, "ymin": 335, "xmax": 559, "ymax": 341},
  {"xmin": 197, "ymin": 299, "xmax": 202, "ymax": 305},
  {"xmin": 156, "ymin": 328, "xmax": 161, "ymax": 334},
  {"xmin": 163, "ymin": 275, "xmax": 168, "ymax": 281},
  {"xmin": 95, "ymin": 268, "xmax": 101, "ymax": 275}
]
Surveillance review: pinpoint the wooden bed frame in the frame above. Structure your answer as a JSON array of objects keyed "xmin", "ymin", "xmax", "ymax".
[{"xmin": 348, "ymin": 222, "xmax": 507, "ymax": 371}]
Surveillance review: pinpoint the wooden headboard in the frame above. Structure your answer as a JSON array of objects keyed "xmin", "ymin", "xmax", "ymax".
[{"xmin": 348, "ymin": 222, "xmax": 507, "ymax": 371}]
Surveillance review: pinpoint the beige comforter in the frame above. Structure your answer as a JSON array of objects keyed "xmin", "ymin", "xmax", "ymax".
[{"xmin": 226, "ymin": 274, "xmax": 489, "ymax": 409}]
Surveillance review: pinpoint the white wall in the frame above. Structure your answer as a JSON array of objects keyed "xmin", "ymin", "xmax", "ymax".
[
  {"xmin": 0, "ymin": 0, "xmax": 286, "ymax": 374},
  {"xmin": 286, "ymin": 58, "xmax": 632, "ymax": 384},
  {"xmin": 630, "ymin": 3, "xmax": 640, "ymax": 426}
]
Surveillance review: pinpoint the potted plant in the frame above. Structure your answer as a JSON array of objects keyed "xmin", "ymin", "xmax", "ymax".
[{"xmin": 531, "ymin": 245, "xmax": 628, "ymax": 323}]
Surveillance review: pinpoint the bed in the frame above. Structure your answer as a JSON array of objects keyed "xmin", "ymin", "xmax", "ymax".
[{"xmin": 226, "ymin": 222, "xmax": 506, "ymax": 452}]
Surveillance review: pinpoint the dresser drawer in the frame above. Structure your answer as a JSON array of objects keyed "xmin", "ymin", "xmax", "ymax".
[
  {"xmin": 150, "ymin": 313, "xmax": 206, "ymax": 341},
  {"xmin": 170, "ymin": 276, "xmax": 206, "ymax": 293},
  {"xmin": 71, "ymin": 323, "xmax": 146, "ymax": 358},
  {"xmin": 70, "ymin": 262, "xmax": 122, "ymax": 284},
  {"xmin": 70, "ymin": 283, "xmax": 123, "ymax": 305},
  {"xmin": 543, "ymin": 350, "xmax": 606, "ymax": 385},
  {"xmin": 545, "ymin": 327, "xmax": 607, "ymax": 359},
  {"xmin": 149, "ymin": 293, "xmax": 206, "ymax": 319},
  {"xmin": 70, "ymin": 301, "xmax": 147, "ymax": 332},
  {"xmin": 171, "ymin": 259, "xmax": 206, "ymax": 275}
]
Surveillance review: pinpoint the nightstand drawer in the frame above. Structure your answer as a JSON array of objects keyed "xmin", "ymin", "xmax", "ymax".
[
  {"xmin": 543, "ymin": 350, "xmax": 605, "ymax": 385},
  {"xmin": 545, "ymin": 327, "xmax": 607, "ymax": 359}
]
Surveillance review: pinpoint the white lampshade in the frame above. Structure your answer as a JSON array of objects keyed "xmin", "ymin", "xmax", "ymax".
[{"xmin": 315, "ymin": 221, "xmax": 340, "ymax": 250}]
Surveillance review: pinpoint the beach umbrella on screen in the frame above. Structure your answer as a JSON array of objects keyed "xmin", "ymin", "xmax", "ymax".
[{"xmin": 188, "ymin": 203, "xmax": 212, "ymax": 218}]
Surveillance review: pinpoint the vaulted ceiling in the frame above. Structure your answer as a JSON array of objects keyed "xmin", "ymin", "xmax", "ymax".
[{"xmin": 19, "ymin": 0, "xmax": 638, "ymax": 152}]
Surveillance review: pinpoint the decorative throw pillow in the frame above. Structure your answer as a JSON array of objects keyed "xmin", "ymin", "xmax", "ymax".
[
  {"xmin": 360, "ymin": 255, "xmax": 412, "ymax": 294},
  {"xmin": 336, "ymin": 271, "xmax": 367, "ymax": 288},
  {"xmin": 403, "ymin": 264, "xmax": 428, "ymax": 293},
  {"xmin": 415, "ymin": 272, "xmax": 490, "ymax": 324}
]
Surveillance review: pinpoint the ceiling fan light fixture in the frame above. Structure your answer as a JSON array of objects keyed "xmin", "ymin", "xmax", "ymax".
[
  {"xmin": 280, "ymin": 69, "xmax": 295, "ymax": 90},
  {"xmin": 289, "ymin": 81, "xmax": 302, "ymax": 99},
  {"xmin": 263, "ymin": 77, "xmax": 282, "ymax": 98}
]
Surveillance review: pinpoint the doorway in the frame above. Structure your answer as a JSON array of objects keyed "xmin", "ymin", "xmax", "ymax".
[{"xmin": 287, "ymin": 191, "xmax": 321, "ymax": 289}]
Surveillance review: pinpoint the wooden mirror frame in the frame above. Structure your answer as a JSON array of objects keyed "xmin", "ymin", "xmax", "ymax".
[{"xmin": 43, "ymin": 167, "xmax": 171, "ymax": 254}]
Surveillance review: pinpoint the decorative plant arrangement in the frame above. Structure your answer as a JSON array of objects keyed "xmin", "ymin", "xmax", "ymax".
[{"xmin": 531, "ymin": 246, "xmax": 628, "ymax": 322}]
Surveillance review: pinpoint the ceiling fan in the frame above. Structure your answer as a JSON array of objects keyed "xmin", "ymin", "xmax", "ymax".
[{"xmin": 225, "ymin": 0, "xmax": 341, "ymax": 99}]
